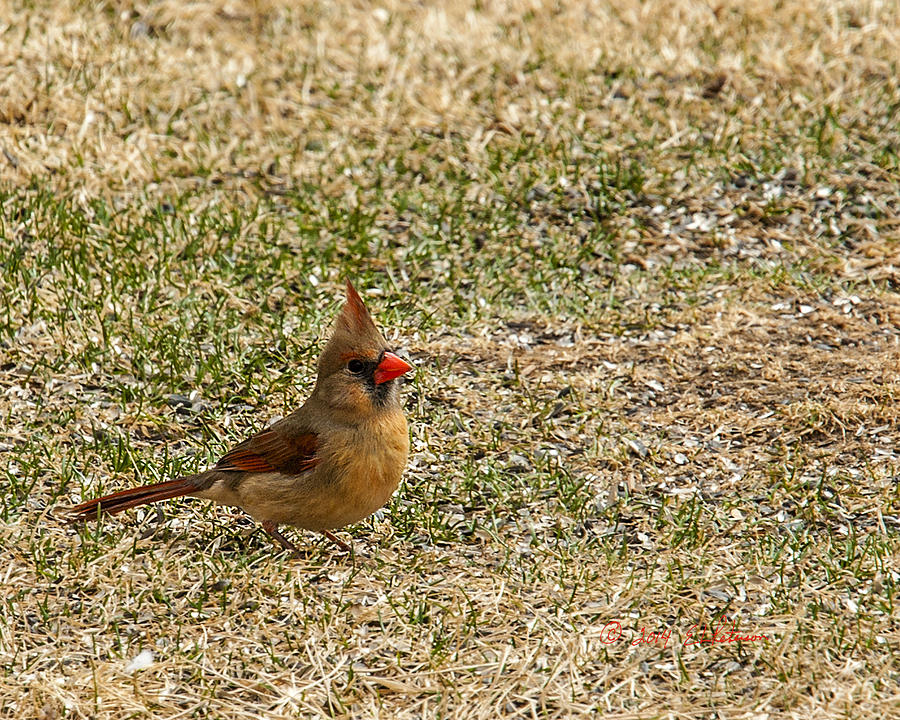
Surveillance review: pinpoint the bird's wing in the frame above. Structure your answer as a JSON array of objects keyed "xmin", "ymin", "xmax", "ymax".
[{"xmin": 214, "ymin": 427, "xmax": 319, "ymax": 475}]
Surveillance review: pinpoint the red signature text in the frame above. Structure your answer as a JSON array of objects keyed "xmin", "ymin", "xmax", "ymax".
[
  {"xmin": 684, "ymin": 616, "xmax": 768, "ymax": 646},
  {"xmin": 599, "ymin": 616, "xmax": 767, "ymax": 648}
]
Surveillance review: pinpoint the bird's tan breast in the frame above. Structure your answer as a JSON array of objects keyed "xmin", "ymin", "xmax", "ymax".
[
  {"xmin": 210, "ymin": 409, "xmax": 408, "ymax": 530},
  {"xmin": 319, "ymin": 410, "xmax": 409, "ymax": 528}
]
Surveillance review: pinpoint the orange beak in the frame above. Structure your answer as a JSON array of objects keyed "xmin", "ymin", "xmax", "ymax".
[{"xmin": 374, "ymin": 351, "xmax": 413, "ymax": 385}]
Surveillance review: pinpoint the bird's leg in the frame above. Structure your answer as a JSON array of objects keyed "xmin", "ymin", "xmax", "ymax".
[
  {"xmin": 262, "ymin": 520, "xmax": 300, "ymax": 555},
  {"xmin": 321, "ymin": 530, "xmax": 351, "ymax": 553}
]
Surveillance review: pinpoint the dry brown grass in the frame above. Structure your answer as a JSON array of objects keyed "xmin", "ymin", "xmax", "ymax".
[{"xmin": 2, "ymin": 1, "xmax": 900, "ymax": 718}]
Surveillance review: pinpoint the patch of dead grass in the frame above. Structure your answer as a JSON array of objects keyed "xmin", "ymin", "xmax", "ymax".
[{"xmin": 2, "ymin": 1, "xmax": 900, "ymax": 718}]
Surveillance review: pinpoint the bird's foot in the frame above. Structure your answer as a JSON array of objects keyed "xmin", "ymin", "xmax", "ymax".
[
  {"xmin": 262, "ymin": 520, "xmax": 301, "ymax": 557},
  {"xmin": 261, "ymin": 522, "xmax": 352, "ymax": 557},
  {"xmin": 321, "ymin": 530, "xmax": 352, "ymax": 553}
]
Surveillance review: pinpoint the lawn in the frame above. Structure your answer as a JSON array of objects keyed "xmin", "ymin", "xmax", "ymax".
[{"xmin": 1, "ymin": 1, "xmax": 899, "ymax": 718}]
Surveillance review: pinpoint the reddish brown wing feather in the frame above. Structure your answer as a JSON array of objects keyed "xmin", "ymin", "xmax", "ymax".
[{"xmin": 215, "ymin": 429, "xmax": 319, "ymax": 475}]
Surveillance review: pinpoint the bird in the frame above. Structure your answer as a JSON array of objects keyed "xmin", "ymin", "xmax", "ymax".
[{"xmin": 66, "ymin": 280, "xmax": 413, "ymax": 555}]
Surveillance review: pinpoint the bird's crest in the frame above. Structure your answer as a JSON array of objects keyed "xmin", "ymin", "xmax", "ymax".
[{"xmin": 335, "ymin": 279, "xmax": 383, "ymax": 346}]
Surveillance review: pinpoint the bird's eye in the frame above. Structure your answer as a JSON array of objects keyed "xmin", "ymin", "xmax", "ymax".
[{"xmin": 347, "ymin": 359, "xmax": 365, "ymax": 374}]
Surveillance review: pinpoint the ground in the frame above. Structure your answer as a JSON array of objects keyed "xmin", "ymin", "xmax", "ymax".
[{"xmin": 1, "ymin": 1, "xmax": 899, "ymax": 718}]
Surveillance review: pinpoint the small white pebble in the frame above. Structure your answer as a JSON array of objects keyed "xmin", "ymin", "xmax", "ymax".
[{"xmin": 125, "ymin": 650, "xmax": 154, "ymax": 674}]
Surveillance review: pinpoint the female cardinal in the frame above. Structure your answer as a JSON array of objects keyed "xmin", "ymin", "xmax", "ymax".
[{"xmin": 66, "ymin": 280, "xmax": 413, "ymax": 554}]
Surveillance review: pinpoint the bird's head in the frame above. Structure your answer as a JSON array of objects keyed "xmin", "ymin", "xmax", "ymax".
[{"xmin": 314, "ymin": 280, "xmax": 413, "ymax": 420}]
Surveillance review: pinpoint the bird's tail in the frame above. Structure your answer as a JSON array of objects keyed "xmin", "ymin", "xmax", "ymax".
[{"xmin": 66, "ymin": 477, "xmax": 197, "ymax": 523}]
